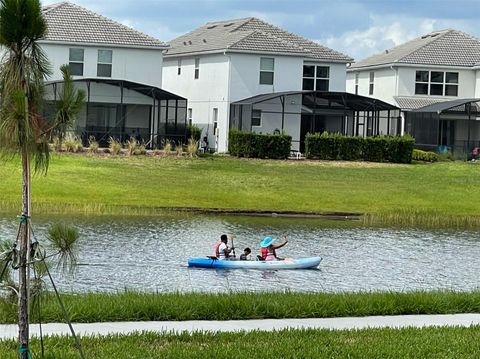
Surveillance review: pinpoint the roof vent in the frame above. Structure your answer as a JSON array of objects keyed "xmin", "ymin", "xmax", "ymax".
[
  {"xmin": 385, "ymin": 50, "xmax": 389, "ymax": 54},
  {"xmin": 207, "ymin": 25, "xmax": 217, "ymax": 29},
  {"xmin": 203, "ymin": 39, "xmax": 207, "ymax": 43},
  {"xmin": 183, "ymin": 41, "xmax": 187, "ymax": 46},
  {"xmin": 188, "ymin": 41, "xmax": 192, "ymax": 45},
  {"xmin": 223, "ymin": 23, "xmax": 234, "ymax": 27}
]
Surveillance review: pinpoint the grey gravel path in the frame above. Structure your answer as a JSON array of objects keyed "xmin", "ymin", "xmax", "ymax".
[{"xmin": 1, "ymin": 314, "xmax": 480, "ymax": 339}]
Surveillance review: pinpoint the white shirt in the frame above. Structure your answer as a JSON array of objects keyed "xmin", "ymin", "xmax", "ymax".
[{"xmin": 217, "ymin": 242, "xmax": 228, "ymax": 260}]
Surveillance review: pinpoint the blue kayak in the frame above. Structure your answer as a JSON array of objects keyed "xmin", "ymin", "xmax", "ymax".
[{"xmin": 187, "ymin": 257, "xmax": 322, "ymax": 270}]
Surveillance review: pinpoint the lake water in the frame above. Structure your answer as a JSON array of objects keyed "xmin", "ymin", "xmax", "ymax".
[{"xmin": 0, "ymin": 214, "xmax": 479, "ymax": 293}]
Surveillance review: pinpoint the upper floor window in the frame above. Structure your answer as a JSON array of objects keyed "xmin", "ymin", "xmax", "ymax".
[
  {"xmin": 259, "ymin": 57, "xmax": 274, "ymax": 85},
  {"xmin": 97, "ymin": 49, "xmax": 112, "ymax": 77},
  {"xmin": 369, "ymin": 72, "xmax": 374, "ymax": 95},
  {"xmin": 415, "ymin": 70, "xmax": 458, "ymax": 96},
  {"xmin": 302, "ymin": 65, "xmax": 329, "ymax": 91},
  {"xmin": 194, "ymin": 58, "xmax": 200, "ymax": 79},
  {"xmin": 178, "ymin": 59, "xmax": 182, "ymax": 75},
  {"xmin": 69, "ymin": 48, "xmax": 84, "ymax": 76},
  {"xmin": 251, "ymin": 109, "xmax": 262, "ymax": 127}
]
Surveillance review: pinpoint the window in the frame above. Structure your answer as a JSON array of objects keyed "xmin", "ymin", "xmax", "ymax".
[
  {"xmin": 369, "ymin": 72, "xmax": 374, "ymax": 95},
  {"xmin": 355, "ymin": 73, "xmax": 359, "ymax": 95},
  {"xmin": 69, "ymin": 48, "xmax": 84, "ymax": 76},
  {"xmin": 97, "ymin": 49, "xmax": 112, "ymax": 77},
  {"xmin": 194, "ymin": 58, "xmax": 200, "ymax": 79},
  {"xmin": 251, "ymin": 109, "xmax": 261, "ymax": 127},
  {"xmin": 415, "ymin": 70, "xmax": 458, "ymax": 96},
  {"xmin": 259, "ymin": 57, "xmax": 274, "ymax": 85},
  {"xmin": 302, "ymin": 64, "xmax": 330, "ymax": 91},
  {"xmin": 187, "ymin": 108, "xmax": 192, "ymax": 126},
  {"xmin": 213, "ymin": 108, "xmax": 218, "ymax": 135},
  {"xmin": 177, "ymin": 59, "xmax": 182, "ymax": 75}
]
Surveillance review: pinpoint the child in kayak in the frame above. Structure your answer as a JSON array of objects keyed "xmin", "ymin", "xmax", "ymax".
[
  {"xmin": 260, "ymin": 236, "xmax": 288, "ymax": 261},
  {"xmin": 240, "ymin": 247, "xmax": 251, "ymax": 260}
]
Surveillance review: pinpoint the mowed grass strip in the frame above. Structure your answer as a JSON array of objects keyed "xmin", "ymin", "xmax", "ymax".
[
  {"xmin": 0, "ymin": 154, "xmax": 479, "ymax": 220},
  {"xmin": 1, "ymin": 327, "xmax": 480, "ymax": 358},
  {"xmin": 1, "ymin": 291, "xmax": 479, "ymax": 324}
]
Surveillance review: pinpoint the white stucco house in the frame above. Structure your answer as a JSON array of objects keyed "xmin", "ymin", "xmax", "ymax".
[
  {"xmin": 162, "ymin": 17, "xmax": 376, "ymax": 153},
  {"xmin": 40, "ymin": 2, "xmax": 187, "ymax": 147},
  {"xmin": 347, "ymin": 29, "xmax": 480, "ymax": 155}
]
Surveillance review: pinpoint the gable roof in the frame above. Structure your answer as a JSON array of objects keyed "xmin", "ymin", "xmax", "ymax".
[
  {"xmin": 165, "ymin": 17, "xmax": 353, "ymax": 62},
  {"xmin": 350, "ymin": 29, "xmax": 480, "ymax": 70},
  {"xmin": 41, "ymin": 2, "xmax": 168, "ymax": 49}
]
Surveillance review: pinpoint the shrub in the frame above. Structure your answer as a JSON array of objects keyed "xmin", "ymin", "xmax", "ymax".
[
  {"xmin": 305, "ymin": 133, "xmax": 414, "ymax": 164},
  {"xmin": 108, "ymin": 137, "xmax": 122, "ymax": 155},
  {"xmin": 229, "ymin": 130, "xmax": 291, "ymax": 159},
  {"xmin": 412, "ymin": 149, "xmax": 439, "ymax": 162},
  {"xmin": 186, "ymin": 124, "xmax": 202, "ymax": 142}
]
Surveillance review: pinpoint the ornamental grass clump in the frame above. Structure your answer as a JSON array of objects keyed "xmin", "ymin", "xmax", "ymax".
[
  {"xmin": 108, "ymin": 137, "xmax": 122, "ymax": 155},
  {"xmin": 125, "ymin": 137, "xmax": 139, "ymax": 156},
  {"xmin": 175, "ymin": 142, "xmax": 184, "ymax": 157},
  {"xmin": 64, "ymin": 134, "xmax": 83, "ymax": 153},
  {"xmin": 186, "ymin": 138, "xmax": 198, "ymax": 157},
  {"xmin": 51, "ymin": 136, "xmax": 63, "ymax": 152},
  {"xmin": 162, "ymin": 141, "xmax": 172, "ymax": 157},
  {"xmin": 88, "ymin": 136, "xmax": 99, "ymax": 154}
]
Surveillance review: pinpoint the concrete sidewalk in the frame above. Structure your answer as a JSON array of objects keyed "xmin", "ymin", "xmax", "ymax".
[{"xmin": 1, "ymin": 314, "xmax": 480, "ymax": 339}]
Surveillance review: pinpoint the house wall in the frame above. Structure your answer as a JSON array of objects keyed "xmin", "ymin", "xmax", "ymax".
[
  {"xmin": 474, "ymin": 70, "xmax": 480, "ymax": 97},
  {"xmin": 163, "ymin": 51, "xmax": 348, "ymax": 152},
  {"xmin": 346, "ymin": 68, "xmax": 397, "ymax": 105},
  {"xmin": 162, "ymin": 54, "xmax": 230, "ymax": 152},
  {"xmin": 41, "ymin": 43, "xmax": 164, "ymax": 87}
]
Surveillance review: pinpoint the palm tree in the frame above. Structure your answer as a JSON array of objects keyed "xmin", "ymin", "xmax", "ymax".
[{"xmin": 0, "ymin": 1, "xmax": 84, "ymax": 357}]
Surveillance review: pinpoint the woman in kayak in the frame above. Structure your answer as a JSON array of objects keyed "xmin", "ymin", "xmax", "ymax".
[{"xmin": 260, "ymin": 236, "xmax": 288, "ymax": 261}]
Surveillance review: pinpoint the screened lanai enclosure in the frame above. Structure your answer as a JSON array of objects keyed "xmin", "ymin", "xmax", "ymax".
[
  {"xmin": 406, "ymin": 98, "xmax": 480, "ymax": 157},
  {"xmin": 44, "ymin": 79, "xmax": 188, "ymax": 148},
  {"xmin": 230, "ymin": 91, "xmax": 400, "ymax": 151}
]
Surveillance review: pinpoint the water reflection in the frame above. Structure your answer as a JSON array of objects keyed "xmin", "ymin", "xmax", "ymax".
[{"xmin": 0, "ymin": 214, "xmax": 479, "ymax": 293}]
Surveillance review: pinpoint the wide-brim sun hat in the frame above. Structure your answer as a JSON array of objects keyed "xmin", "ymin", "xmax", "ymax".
[{"xmin": 260, "ymin": 236, "xmax": 276, "ymax": 248}]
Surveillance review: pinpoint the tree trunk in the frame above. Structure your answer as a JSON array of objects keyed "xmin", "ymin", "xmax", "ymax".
[{"xmin": 18, "ymin": 149, "xmax": 30, "ymax": 359}]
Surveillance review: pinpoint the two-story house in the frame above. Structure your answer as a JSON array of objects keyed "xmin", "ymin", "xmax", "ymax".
[
  {"xmin": 40, "ymin": 2, "xmax": 187, "ymax": 147},
  {"xmin": 347, "ymin": 29, "xmax": 480, "ymax": 155},
  {"xmin": 162, "ymin": 17, "xmax": 367, "ymax": 152}
]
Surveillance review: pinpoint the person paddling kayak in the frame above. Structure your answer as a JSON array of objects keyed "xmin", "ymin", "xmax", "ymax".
[
  {"xmin": 260, "ymin": 236, "xmax": 288, "ymax": 261},
  {"xmin": 214, "ymin": 234, "xmax": 234, "ymax": 260}
]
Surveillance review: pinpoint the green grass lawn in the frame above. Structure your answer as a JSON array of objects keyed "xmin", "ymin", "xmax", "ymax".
[
  {"xmin": 0, "ymin": 154, "xmax": 479, "ymax": 221},
  {"xmin": 1, "ymin": 327, "xmax": 480, "ymax": 358},
  {"xmin": 1, "ymin": 291, "xmax": 480, "ymax": 324}
]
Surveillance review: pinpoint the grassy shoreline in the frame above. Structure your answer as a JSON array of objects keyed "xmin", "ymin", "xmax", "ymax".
[
  {"xmin": 1, "ymin": 291, "xmax": 480, "ymax": 324},
  {"xmin": 1, "ymin": 154, "xmax": 479, "ymax": 227},
  {"xmin": 1, "ymin": 327, "xmax": 480, "ymax": 358}
]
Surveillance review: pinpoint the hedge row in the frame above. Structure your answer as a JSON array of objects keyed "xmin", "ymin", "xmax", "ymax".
[
  {"xmin": 229, "ymin": 130, "xmax": 291, "ymax": 159},
  {"xmin": 412, "ymin": 149, "xmax": 439, "ymax": 162},
  {"xmin": 305, "ymin": 133, "xmax": 415, "ymax": 163}
]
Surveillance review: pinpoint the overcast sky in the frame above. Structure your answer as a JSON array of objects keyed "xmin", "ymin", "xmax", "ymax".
[{"xmin": 42, "ymin": 0, "xmax": 480, "ymax": 61}]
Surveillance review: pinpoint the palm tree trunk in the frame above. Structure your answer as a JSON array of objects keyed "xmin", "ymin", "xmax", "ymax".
[{"xmin": 18, "ymin": 148, "xmax": 31, "ymax": 359}]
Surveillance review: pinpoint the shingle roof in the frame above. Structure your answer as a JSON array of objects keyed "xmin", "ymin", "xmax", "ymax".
[
  {"xmin": 166, "ymin": 17, "xmax": 352, "ymax": 62},
  {"xmin": 41, "ymin": 2, "xmax": 167, "ymax": 49},
  {"xmin": 350, "ymin": 30, "xmax": 480, "ymax": 69},
  {"xmin": 394, "ymin": 96, "xmax": 448, "ymax": 110}
]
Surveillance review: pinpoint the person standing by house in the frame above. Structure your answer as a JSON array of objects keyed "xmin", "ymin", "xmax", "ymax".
[
  {"xmin": 214, "ymin": 234, "xmax": 234, "ymax": 260},
  {"xmin": 260, "ymin": 236, "xmax": 288, "ymax": 261}
]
